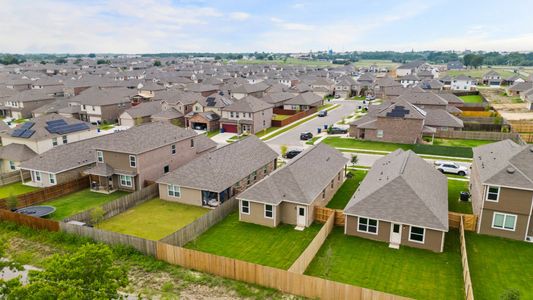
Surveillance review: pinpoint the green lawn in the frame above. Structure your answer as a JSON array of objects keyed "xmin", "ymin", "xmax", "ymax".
[
  {"xmin": 98, "ymin": 123, "xmax": 115, "ymax": 130},
  {"xmin": 352, "ymin": 59, "xmax": 400, "ymax": 68},
  {"xmin": 255, "ymin": 126, "xmax": 280, "ymax": 138},
  {"xmin": 97, "ymin": 198, "xmax": 209, "ymax": 240},
  {"xmin": 206, "ymin": 130, "xmax": 219, "ymax": 138},
  {"xmin": 0, "ymin": 182, "xmax": 39, "ymax": 199},
  {"xmin": 272, "ymin": 114, "xmax": 291, "ymax": 121},
  {"xmin": 466, "ymin": 233, "xmax": 533, "ymax": 300},
  {"xmin": 348, "ymin": 96, "xmax": 366, "ymax": 100},
  {"xmin": 459, "ymin": 95, "xmax": 484, "ymax": 103},
  {"xmin": 327, "ymin": 170, "xmax": 367, "ymax": 209},
  {"xmin": 445, "ymin": 68, "xmax": 516, "ymax": 79},
  {"xmin": 428, "ymin": 137, "xmax": 493, "ymax": 148},
  {"xmin": 322, "ymin": 137, "xmax": 474, "ymax": 158},
  {"xmin": 305, "ymin": 228, "xmax": 464, "ymax": 300},
  {"xmin": 448, "ymin": 179, "xmax": 472, "ymax": 214},
  {"xmin": 44, "ymin": 189, "xmax": 129, "ymax": 221},
  {"xmin": 12, "ymin": 118, "xmax": 28, "ymax": 124},
  {"xmin": 185, "ymin": 212, "xmax": 322, "ymax": 269}
]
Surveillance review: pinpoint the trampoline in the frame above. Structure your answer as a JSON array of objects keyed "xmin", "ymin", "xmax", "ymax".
[{"xmin": 16, "ymin": 206, "xmax": 56, "ymax": 218}]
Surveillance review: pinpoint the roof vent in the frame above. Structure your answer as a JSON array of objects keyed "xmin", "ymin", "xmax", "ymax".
[{"xmin": 507, "ymin": 167, "xmax": 515, "ymax": 174}]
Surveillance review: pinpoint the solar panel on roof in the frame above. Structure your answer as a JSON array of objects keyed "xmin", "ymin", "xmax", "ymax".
[
  {"xmin": 20, "ymin": 122, "xmax": 35, "ymax": 130},
  {"xmin": 386, "ymin": 106, "xmax": 410, "ymax": 118},
  {"xmin": 46, "ymin": 119, "xmax": 68, "ymax": 127},
  {"xmin": 19, "ymin": 129, "xmax": 35, "ymax": 138},
  {"xmin": 56, "ymin": 123, "xmax": 90, "ymax": 134},
  {"xmin": 10, "ymin": 128, "xmax": 26, "ymax": 137}
]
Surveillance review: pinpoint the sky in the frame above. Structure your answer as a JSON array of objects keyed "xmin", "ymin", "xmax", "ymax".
[{"xmin": 2, "ymin": 0, "xmax": 533, "ymax": 54}]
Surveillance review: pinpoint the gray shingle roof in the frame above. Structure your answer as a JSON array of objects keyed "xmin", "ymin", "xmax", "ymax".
[
  {"xmin": 223, "ymin": 95, "xmax": 273, "ymax": 112},
  {"xmin": 122, "ymin": 101, "xmax": 163, "ymax": 118},
  {"xmin": 70, "ymin": 87, "xmax": 136, "ymax": 106},
  {"xmin": 344, "ymin": 150, "xmax": 448, "ymax": 231},
  {"xmin": 284, "ymin": 92, "xmax": 322, "ymax": 106},
  {"xmin": 237, "ymin": 143, "xmax": 348, "ymax": 205},
  {"xmin": 157, "ymin": 135, "xmax": 278, "ymax": 192},
  {"xmin": 473, "ymin": 140, "xmax": 533, "ymax": 190},
  {"xmin": 0, "ymin": 143, "xmax": 37, "ymax": 162}
]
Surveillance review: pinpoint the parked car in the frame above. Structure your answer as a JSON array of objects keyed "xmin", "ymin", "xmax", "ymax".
[
  {"xmin": 318, "ymin": 110, "xmax": 327, "ymax": 117},
  {"xmin": 284, "ymin": 150, "xmax": 302, "ymax": 159},
  {"xmin": 434, "ymin": 161, "xmax": 469, "ymax": 176},
  {"xmin": 365, "ymin": 95, "xmax": 376, "ymax": 100},
  {"xmin": 334, "ymin": 95, "xmax": 341, "ymax": 99},
  {"xmin": 328, "ymin": 126, "xmax": 348, "ymax": 134},
  {"xmin": 300, "ymin": 132, "xmax": 313, "ymax": 140}
]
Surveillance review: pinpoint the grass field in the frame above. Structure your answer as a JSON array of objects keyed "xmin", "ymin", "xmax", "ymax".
[
  {"xmin": 255, "ymin": 126, "xmax": 280, "ymax": 138},
  {"xmin": 352, "ymin": 59, "xmax": 400, "ymax": 68},
  {"xmin": 459, "ymin": 95, "xmax": 484, "ymax": 103},
  {"xmin": 466, "ymin": 233, "xmax": 533, "ymax": 300},
  {"xmin": 0, "ymin": 182, "xmax": 39, "ymax": 199},
  {"xmin": 205, "ymin": 130, "xmax": 219, "ymax": 138},
  {"xmin": 44, "ymin": 189, "xmax": 129, "ymax": 221},
  {"xmin": 272, "ymin": 114, "xmax": 292, "ymax": 121},
  {"xmin": 97, "ymin": 198, "xmax": 209, "ymax": 240},
  {"xmin": 185, "ymin": 212, "xmax": 321, "ymax": 269},
  {"xmin": 445, "ymin": 68, "xmax": 516, "ymax": 79},
  {"xmin": 327, "ymin": 170, "xmax": 367, "ymax": 209},
  {"xmin": 305, "ymin": 228, "xmax": 464, "ymax": 300},
  {"xmin": 322, "ymin": 137, "xmax": 474, "ymax": 158},
  {"xmin": 429, "ymin": 137, "xmax": 493, "ymax": 148},
  {"xmin": 448, "ymin": 179, "xmax": 472, "ymax": 214}
]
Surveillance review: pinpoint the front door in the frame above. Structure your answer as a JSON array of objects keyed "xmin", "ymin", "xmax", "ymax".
[
  {"xmin": 390, "ymin": 223, "xmax": 402, "ymax": 245},
  {"xmin": 296, "ymin": 206, "xmax": 306, "ymax": 227}
]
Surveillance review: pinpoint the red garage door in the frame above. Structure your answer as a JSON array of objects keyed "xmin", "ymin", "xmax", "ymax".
[{"xmin": 222, "ymin": 124, "xmax": 238, "ymax": 133}]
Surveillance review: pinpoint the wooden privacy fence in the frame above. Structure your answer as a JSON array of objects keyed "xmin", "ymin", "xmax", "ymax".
[
  {"xmin": 433, "ymin": 130, "xmax": 520, "ymax": 142},
  {"xmin": 459, "ymin": 216, "xmax": 475, "ymax": 300},
  {"xmin": 59, "ymin": 222, "xmax": 157, "ymax": 256},
  {"xmin": 519, "ymin": 133, "xmax": 533, "ymax": 143},
  {"xmin": 271, "ymin": 108, "xmax": 317, "ymax": 127},
  {"xmin": 288, "ymin": 213, "xmax": 334, "ymax": 274},
  {"xmin": 0, "ymin": 171, "xmax": 29, "ymax": 186},
  {"xmin": 449, "ymin": 212, "xmax": 477, "ymax": 231},
  {"xmin": 0, "ymin": 176, "xmax": 89, "ymax": 210},
  {"xmin": 64, "ymin": 184, "xmax": 158, "ymax": 224},
  {"xmin": 509, "ymin": 121, "xmax": 533, "ymax": 133},
  {"xmin": 0, "ymin": 209, "xmax": 59, "ymax": 232},
  {"xmin": 159, "ymin": 197, "xmax": 238, "ymax": 246},
  {"xmin": 155, "ymin": 242, "xmax": 409, "ymax": 300},
  {"xmin": 314, "ymin": 207, "xmax": 345, "ymax": 226}
]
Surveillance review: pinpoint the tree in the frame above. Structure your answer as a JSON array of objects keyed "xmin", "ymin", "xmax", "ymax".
[
  {"xmin": 350, "ymin": 154, "xmax": 358, "ymax": 167},
  {"xmin": 90, "ymin": 207, "xmax": 105, "ymax": 225},
  {"xmin": 5, "ymin": 243, "xmax": 128, "ymax": 299},
  {"xmin": 280, "ymin": 145, "xmax": 288, "ymax": 157},
  {"xmin": 153, "ymin": 60, "xmax": 162, "ymax": 67},
  {"xmin": 88, "ymin": 53, "xmax": 96, "ymax": 58},
  {"xmin": 6, "ymin": 194, "xmax": 18, "ymax": 211},
  {"xmin": 96, "ymin": 59, "xmax": 111, "ymax": 65},
  {"xmin": 54, "ymin": 58, "xmax": 67, "ymax": 64}
]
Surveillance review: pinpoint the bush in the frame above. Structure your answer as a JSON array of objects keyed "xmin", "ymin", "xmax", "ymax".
[
  {"xmin": 90, "ymin": 207, "xmax": 105, "ymax": 225},
  {"xmin": 6, "ymin": 194, "xmax": 18, "ymax": 211}
]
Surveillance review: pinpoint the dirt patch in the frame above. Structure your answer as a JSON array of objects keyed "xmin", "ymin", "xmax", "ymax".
[{"xmin": 6, "ymin": 237, "xmax": 61, "ymax": 266}]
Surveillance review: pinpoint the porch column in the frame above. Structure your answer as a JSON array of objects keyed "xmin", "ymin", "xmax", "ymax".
[{"xmin": 19, "ymin": 169, "xmax": 24, "ymax": 184}]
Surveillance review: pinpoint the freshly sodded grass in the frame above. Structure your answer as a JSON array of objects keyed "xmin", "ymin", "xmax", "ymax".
[
  {"xmin": 459, "ymin": 95, "xmax": 484, "ymax": 103},
  {"xmin": 185, "ymin": 212, "xmax": 322, "ymax": 269},
  {"xmin": 97, "ymin": 198, "xmax": 209, "ymax": 240},
  {"xmin": 0, "ymin": 182, "xmax": 39, "ymax": 199},
  {"xmin": 272, "ymin": 114, "xmax": 291, "ymax": 121},
  {"xmin": 255, "ymin": 126, "xmax": 280, "ymax": 138},
  {"xmin": 206, "ymin": 130, "xmax": 219, "ymax": 138},
  {"xmin": 466, "ymin": 233, "xmax": 533, "ymax": 300},
  {"xmin": 305, "ymin": 228, "xmax": 464, "ymax": 300},
  {"xmin": 323, "ymin": 137, "xmax": 473, "ymax": 158},
  {"xmin": 448, "ymin": 179, "xmax": 472, "ymax": 214},
  {"xmin": 12, "ymin": 118, "xmax": 28, "ymax": 124},
  {"xmin": 44, "ymin": 189, "xmax": 129, "ymax": 221},
  {"xmin": 327, "ymin": 170, "xmax": 367, "ymax": 209},
  {"xmin": 429, "ymin": 138, "xmax": 493, "ymax": 148}
]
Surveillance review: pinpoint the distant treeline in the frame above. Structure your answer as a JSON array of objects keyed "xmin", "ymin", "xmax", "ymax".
[{"xmin": 2, "ymin": 51, "xmax": 533, "ymax": 66}]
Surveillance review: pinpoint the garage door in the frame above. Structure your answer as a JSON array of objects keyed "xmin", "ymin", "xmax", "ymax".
[{"xmin": 222, "ymin": 124, "xmax": 238, "ymax": 133}]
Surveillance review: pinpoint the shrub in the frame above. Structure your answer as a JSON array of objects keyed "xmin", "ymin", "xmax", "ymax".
[
  {"xmin": 90, "ymin": 207, "xmax": 105, "ymax": 225},
  {"xmin": 6, "ymin": 194, "xmax": 18, "ymax": 211}
]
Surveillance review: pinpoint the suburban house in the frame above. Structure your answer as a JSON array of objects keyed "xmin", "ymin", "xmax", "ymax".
[
  {"xmin": 69, "ymin": 87, "xmax": 136, "ymax": 123},
  {"xmin": 482, "ymin": 70, "xmax": 502, "ymax": 86},
  {"xmin": 3, "ymin": 89, "xmax": 56, "ymax": 119},
  {"xmin": 399, "ymin": 74, "xmax": 420, "ymax": 88},
  {"xmin": 157, "ymin": 136, "xmax": 278, "ymax": 207},
  {"xmin": 451, "ymin": 75, "xmax": 477, "ymax": 91},
  {"xmin": 344, "ymin": 149, "xmax": 449, "ymax": 252},
  {"xmin": 395, "ymin": 60, "xmax": 425, "ymax": 77},
  {"xmin": 349, "ymin": 99, "xmax": 428, "ymax": 144},
  {"xmin": 506, "ymin": 81, "xmax": 533, "ymax": 97},
  {"xmin": 310, "ymin": 78, "xmax": 334, "ymax": 97},
  {"xmin": 0, "ymin": 113, "xmax": 98, "ymax": 155},
  {"xmin": 334, "ymin": 76, "xmax": 356, "ymax": 98},
  {"xmin": 184, "ymin": 92, "xmax": 233, "ymax": 131},
  {"xmin": 237, "ymin": 143, "xmax": 347, "ymax": 229},
  {"xmin": 219, "ymin": 96, "xmax": 273, "ymax": 134},
  {"xmin": 119, "ymin": 101, "xmax": 163, "ymax": 127},
  {"xmin": 282, "ymin": 92, "xmax": 323, "ymax": 112},
  {"xmin": 84, "ymin": 122, "xmax": 216, "ymax": 193},
  {"xmin": 230, "ymin": 82, "xmax": 269, "ymax": 100},
  {"xmin": 470, "ymin": 140, "xmax": 533, "ymax": 241}
]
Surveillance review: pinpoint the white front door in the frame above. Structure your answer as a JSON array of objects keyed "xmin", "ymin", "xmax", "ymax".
[
  {"xmin": 390, "ymin": 223, "xmax": 402, "ymax": 245},
  {"xmin": 296, "ymin": 206, "xmax": 307, "ymax": 227}
]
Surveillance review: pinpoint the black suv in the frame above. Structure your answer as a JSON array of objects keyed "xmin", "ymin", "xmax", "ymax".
[
  {"xmin": 284, "ymin": 150, "xmax": 302, "ymax": 159},
  {"xmin": 328, "ymin": 127, "xmax": 348, "ymax": 134},
  {"xmin": 300, "ymin": 132, "xmax": 313, "ymax": 140}
]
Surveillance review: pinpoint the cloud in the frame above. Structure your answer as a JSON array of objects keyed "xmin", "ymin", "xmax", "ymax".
[
  {"xmin": 269, "ymin": 17, "xmax": 314, "ymax": 31},
  {"xmin": 229, "ymin": 12, "xmax": 251, "ymax": 21}
]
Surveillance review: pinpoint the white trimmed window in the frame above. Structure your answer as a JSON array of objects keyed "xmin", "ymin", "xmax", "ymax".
[
  {"xmin": 486, "ymin": 186, "xmax": 500, "ymax": 202},
  {"xmin": 49, "ymin": 173, "xmax": 56, "ymax": 184},
  {"xmin": 62, "ymin": 135, "xmax": 68, "ymax": 144},
  {"xmin": 34, "ymin": 171, "xmax": 41, "ymax": 182},
  {"xmin": 171, "ymin": 144, "xmax": 176, "ymax": 155},
  {"xmin": 264, "ymin": 204, "xmax": 273, "ymax": 219},
  {"xmin": 96, "ymin": 151, "xmax": 104, "ymax": 163},
  {"xmin": 241, "ymin": 200, "xmax": 250, "ymax": 214},
  {"xmin": 167, "ymin": 185, "xmax": 181, "ymax": 198},
  {"xmin": 377, "ymin": 130, "xmax": 384, "ymax": 138},
  {"xmin": 9, "ymin": 161, "xmax": 16, "ymax": 171},
  {"xmin": 120, "ymin": 175, "xmax": 133, "ymax": 187},
  {"xmin": 492, "ymin": 212, "xmax": 516, "ymax": 231},
  {"xmin": 409, "ymin": 226, "xmax": 425, "ymax": 243},
  {"xmin": 129, "ymin": 155, "xmax": 136, "ymax": 168},
  {"xmin": 52, "ymin": 138, "xmax": 58, "ymax": 147},
  {"xmin": 358, "ymin": 217, "xmax": 378, "ymax": 234}
]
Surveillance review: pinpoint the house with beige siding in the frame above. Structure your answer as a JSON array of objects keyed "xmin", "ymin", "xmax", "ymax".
[
  {"xmin": 471, "ymin": 140, "xmax": 533, "ymax": 241},
  {"xmin": 219, "ymin": 96, "xmax": 273, "ymax": 134},
  {"xmin": 344, "ymin": 149, "xmax": 449, "ymax": 252},
  {"xmin": 69, "ymin": 87, "xmax": 136, "ymax": 123},
  {"xmin": 84, "ymin": 122, "xmax": 215, "ymax": 193},
  {"xmin": 238, "ymin": 143, "xmax": 347, "ymax": 229},
  {"xmin": 157, "ymin": 136, "xmax": 278, "ymax": 207}
]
